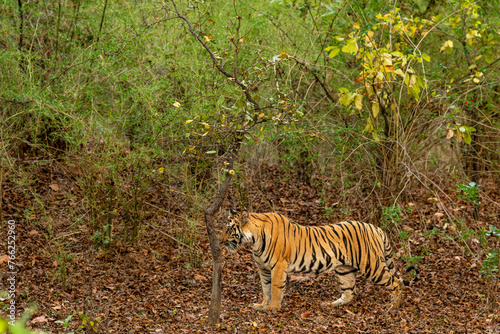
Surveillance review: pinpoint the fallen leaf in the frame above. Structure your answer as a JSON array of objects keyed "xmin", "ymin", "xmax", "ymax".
[
  {"xmin": 49, "ymin": 184, "xmax": 60, "ymax": 191},
  {"xmin": 31, "ymin": 316, "xmax": 48, "ymax": 324},
  {"xmin": 96, "ymin": 250, "xmax": 106, "ymax": 259},
  {"xmin": 185, "ymin": 313, "xmax": 196, "ymax": 320},
  {"xmin": 194, "ymin": 274, "xmax": 207, "ymax": 281},
  {"xmin": 0, "ymin": 254, "xmax": 10, "ymax": 265},
  {"xmin": 29, "ymin": 230, "xmax": 39, "ymax": 235},
  {"xmin": 434, "ymin": 212, "xmax": 444, "ymax": 218},
  {"xmin": 53, "ymin": 260, "xmax": 58, "ymax": 267},
  {"xmin": 301, "ymin": 311, "xmax": 312, "ymax": 319}
]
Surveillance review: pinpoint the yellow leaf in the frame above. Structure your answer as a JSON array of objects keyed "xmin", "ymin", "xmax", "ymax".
[
  {"xmin": 394, "ymin": 69, "xmax": 405, "ymax": 77},
  {"xmin": 203, "ymin": 34, "xmax": 212, "ymax": 42},
  {"xmin": 466, "ymin": 30, "xmax": 481, "ymax": 40},
  {"xmin": 327, "ymin": 46, "xmax": 340, "ymax": 58},
  {"xmin": 409, "ymin": 74, "xmax": 417, "ymax": 87},
  {"xmin": 353, "ymin": 22, "xmax": 360, "ymax": 29},
  {"xmin": 372, "ymin": 102, "xmax": 380, "ymax": 118},
  {"xmin": 365, "ymin": 118, "xmax": 374, "ymax": 133},
  {"xmin": 342, "ymin": 38, "xmax": 358, "ymax": 54},
  {"xmin": 157, "ymin": 167, "xmax": 164, "ymax": 173},
  {"xmin": 279, "ymin": 50, "xmax": 288, "ymax": 59},
  {"xmin": 440, "ymin": 40, "xmax": 453, "ymax": 52},
  {"xmin": 422, "ymin": 54, "xmax": 431, "ymax": 62},
  {"xmin": 473, "ymin": 78, "xmax": 480, "ymax": 83},
  {"xmin": 173, "ymin": 101, "xmax": 181, "ymax": 108},
  {"xmin": 186, "ymin": 120, "xmax": 193, "ymax": 124},
  {"xmin": 354, "ymin": 94, "xmax": 363, "ymax": 110}
]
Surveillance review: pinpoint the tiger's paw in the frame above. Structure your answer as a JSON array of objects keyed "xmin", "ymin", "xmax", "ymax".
[
  {"xmin": 321, "ymin": 300, "xmax": 342, "ymax": 308},
  {"xmin": 253, "ymin": 303, "xmax": 266, "ymax": 311},
  {"xmin": 253, "ymin": 303, "xmax": 279, "ymax": 311}
]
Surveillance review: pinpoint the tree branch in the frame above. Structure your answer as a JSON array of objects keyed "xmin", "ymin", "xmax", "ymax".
[{"xmin": 170, "ymin": 0, "xmax": 261, "ymax": 112}]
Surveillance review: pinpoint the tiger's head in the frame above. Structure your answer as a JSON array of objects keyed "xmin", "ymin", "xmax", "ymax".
[{"xmin": 220, "ymin": 209, "xmax": 250, "ymax": 253}]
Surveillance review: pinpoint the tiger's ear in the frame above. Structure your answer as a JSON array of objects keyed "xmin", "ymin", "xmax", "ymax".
[
  {"xmin": 240, "ymin": 211, "xmax": 249, "ymax": 226},
  {"xmin": 229, "ymin": 208, "xmax": 238, "ymax": 216}
]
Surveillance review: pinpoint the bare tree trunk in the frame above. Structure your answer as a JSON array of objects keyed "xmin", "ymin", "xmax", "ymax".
[{"xmin": 204, "ymin": 161, "xmax": 237, "ymax": 324}]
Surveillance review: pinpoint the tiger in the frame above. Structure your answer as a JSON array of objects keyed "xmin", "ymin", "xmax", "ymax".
[{"xmin": 220, "ymin": 209, "xmax": 419, "ymax": 311}]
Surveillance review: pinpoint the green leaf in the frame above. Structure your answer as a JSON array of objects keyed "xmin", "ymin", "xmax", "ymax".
[
  {"xmin": 422, "ymin": 53, "xmax": 431, "ymax": 62},
  {"xmin": 431, "ymin": 14, "xmax": 442, "ymax": 22},
  {"xmin": 463, "ymin": 131, "xmax": 472, "ymax": 145}
]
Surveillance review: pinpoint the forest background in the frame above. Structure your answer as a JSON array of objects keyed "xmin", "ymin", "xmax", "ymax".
[{"xmin": 0, "ymin": 0, "xmax": 499, "ymax": 333}]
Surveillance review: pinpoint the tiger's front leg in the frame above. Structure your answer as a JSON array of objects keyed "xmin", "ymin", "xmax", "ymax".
[
  {"xmin": 253, "ymin": 268, "xmax": 271, "ymax": 310},
  {"xmin": 260, "ymin": 262, "xmax": 288, "ymax": 311}
]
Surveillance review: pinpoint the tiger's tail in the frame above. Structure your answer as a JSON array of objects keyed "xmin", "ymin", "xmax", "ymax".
[{"xmin": 402, "ymin": 265, "xmax": 419, "ymax": 286}]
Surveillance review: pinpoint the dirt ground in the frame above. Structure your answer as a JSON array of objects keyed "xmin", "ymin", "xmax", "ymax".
[{"xmin": 1, "ymin": 163, "xmax": 499, "ymax": 333}]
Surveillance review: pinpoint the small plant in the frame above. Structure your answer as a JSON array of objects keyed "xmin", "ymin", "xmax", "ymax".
[
  {"xmin": 401, "ymin": 254, "xmax": 423, "ymax": 266},
  {"xmin": 398, "ymin": 230, "xmax": 410, "ymax": 240},
  {"xmin": 480, "ymin": 225, "xmax": 499, "ymax": 311},
  {"xmin": 457, "ymin": 182, "xmax": 480, "ymax": 205},
  {"xmin": 323, "ymin": 205, "xmax": 334, "ymax": 218},
  {"xmin": 73, "ymin": 311, "xmax": 102, "ymax": 333},
  {"xmin": 480, "ymin": 225, "xmax": 500, "ymax": 280},
  {"xmin": 0, "ymin": 305, "xmax": 39, "ymax": 334},
  {"xmin": 177, "ymin": 218, "xmax": 201, "ymax": 268},
  {"xmin": 91, "ymin": 224, "xmax": 114, "ymax": 247},
  {"xmin": 381, "ymin": 206, "xmax": 403, "ymax": 227},
  {"xmin": 54, "ymin": 249, "xmax": 73, "ymax": 291},
  {"xmin": 55, "ymin": 314, "xmax": 74, "ymax": 330}
]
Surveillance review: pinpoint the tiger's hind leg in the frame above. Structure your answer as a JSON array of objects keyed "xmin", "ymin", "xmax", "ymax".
[
  {"xmin": 373, "ymin": 266, "xmax": 404, "ymax": 308},
  {"xmin": 324, "ymin": 265, "xmax": 358, "ymax": 307}
]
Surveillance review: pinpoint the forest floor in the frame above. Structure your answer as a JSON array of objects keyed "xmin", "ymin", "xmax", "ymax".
[{"xmin": 1, "ymin": 163, "xmax": 499, "ymax": 333}]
